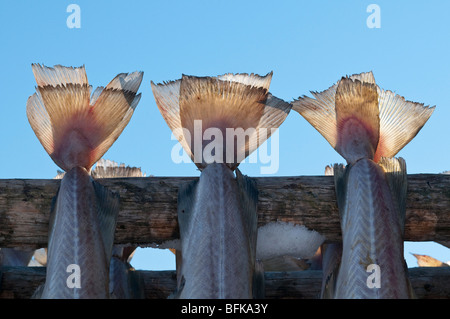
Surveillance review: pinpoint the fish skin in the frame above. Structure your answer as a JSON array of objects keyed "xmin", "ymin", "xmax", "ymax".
[
  {"xmin": 91, "ymin": 160, "xmax": 145, "ymax": 299},
  {"xmin": 109, "ymin": 254, "xmax": 131, "ymax": 299},
  {"xmin": 26, "ymin": 64, "xmax": 143, "ymax": 299},
  {"xmin": 334, "ymin": 158, "xmax": 411, "ymax": 298},
  {"xmin": 320, "ymin": 243, "xmax": 342, "ymax": 299},
  {"xmin": 109, "ymin": 246, "xmax": 145, "ymax": 299},
  {"xmin": 177, "ymin": 163, "xmax": 256, "ymax": 299},
  {"xmin": 0, "ymin": 248, "xmax": 35, "ymax": 266},
  {"xmin": 152, "ymin": 73, "xmax": 289, "ymax": 299},
  {"xmin": 320, "ymin": 165, "xmax": 343, "ymax": 299},
  {"xmin": 109, "ymin": 248, "xmax": 145, "ymax": 299},
  {"xmin": 293, "ymin": 72, "xmax": 433, "ymax": 299},
  {"xmin": 41, "ymin": 166, "xmax": 118, "ymax": 299}
]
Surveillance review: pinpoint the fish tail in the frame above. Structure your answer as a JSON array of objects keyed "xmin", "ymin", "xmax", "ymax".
[
  {"xmin": 27, "ymin": 64, "xmax": 143, "ymax": 171},
  {"xmin": 293, "ymin": 71, "xmax": 435, "ymax": 163},
  {"xmin": 294, "ymin": 74, "xmax": 380, "ymax": 164},
  {"xmin": 293, "ymin": 72, "xmax": 378, "ymax": 163},
  {"xmin": 374, "ymin": 90, "xmax": 435, "ymax": 162},
  {"xmin": 411, "ymin": 253, "xmax": 450, "ymax": 267},
  {"xmin": 151, "ymin": 72, "xmax": 291, "ymax": 170},
  {"xmin": 334, "ymin": 77, "xmax": 380, "ymax": 163},
  {"xmin": 91, "ymin": 158, "xmax": 146, "ymax": 178}
]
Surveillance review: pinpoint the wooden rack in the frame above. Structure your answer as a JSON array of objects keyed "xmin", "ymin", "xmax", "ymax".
[{"xmin": 1, "ymin": 173, "xmax": 449, "ymax": 298}]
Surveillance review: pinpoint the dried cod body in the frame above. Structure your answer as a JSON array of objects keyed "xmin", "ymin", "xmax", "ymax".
[
  {"xmin": 27, "ymin": 64, "xmax": 142, "ymax": 298},
  {"xmin": 293, "ymin": 72, "xmax": 434, "ymax": 298},
  {"xmin": 152, "ymin": 72, "xmax": 291, "ymax": 298}
]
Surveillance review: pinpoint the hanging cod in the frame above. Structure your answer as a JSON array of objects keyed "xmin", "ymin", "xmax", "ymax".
[
  {"xmin": 292, "ymin": 72, "xmax": 434, "ymax": 298},
  {"xmin": 151, "ymin": 72, "xmax": 291, "ymax": 298},
  {"xmin": 26, "ymin": 64, "xmax": 143, "ymax": 298},
  {"xmin": 92, "ymin": 159, "xmax": 146, "ymax": 299}
]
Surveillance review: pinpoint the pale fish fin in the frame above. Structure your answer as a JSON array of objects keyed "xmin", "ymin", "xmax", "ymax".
[
  {"xmin": 335, "ymin": 77, "xmax": 380, "ymax": 163},
  {"xmin": 27, "ymin": 64, "xmax": 143, "ymax": 171},
  {"xmin": 374, "ymin": 90, "xmax": 435, "ymax": 162},
  {"xmin": 411, "ymin": 253, "xmax": 450, "ymax": 267},
  {"xmin": 179, "ymin": 73, "xmax": 267, "ymax": 170},
  {"xmin": 88, "ymin": 71, "xmax": 143, "ymax": 170},
  {"xmin": 150, "ymin": 79, "xmax": 191, "ymax": 160},
  {"xmin": 292, "ymin": 83, "xmax": 338, "ymax": 151},
  {"xmin": 217, "ymin": 71, "xmax": 273, "ymax": 90},
  {"xmin": 153, "ymin": 73, "xmax": 290, "ymax": 170},
  {"xmin": 292, "ymin": 72, "xmax": 375, "ymax": 155},
  {"xmin": 91, "ymin": 158, "xmax": 146, "ymax": 178}
]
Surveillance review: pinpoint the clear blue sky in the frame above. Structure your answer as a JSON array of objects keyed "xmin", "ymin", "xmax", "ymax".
[{"xmin": 0, "ymin": 1, "xmax": 449, "ymax": 270}]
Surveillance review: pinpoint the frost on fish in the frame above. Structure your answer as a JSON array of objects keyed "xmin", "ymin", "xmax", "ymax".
[
  {"xmin": 26, "ymin": 64, "xmax": 143, "ymax": 298},
  {"xmin": 293, "ymin": 71, "xmax": 434, "ymax": 299},
  {"xmin": 153, "ymin": 72, "xmax": 291, "ymax": 299}
]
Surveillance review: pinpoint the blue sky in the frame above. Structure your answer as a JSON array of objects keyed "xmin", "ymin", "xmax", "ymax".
[{"xmin": 0, "ymin": 0, "xmax": 449, "ymax": 270}]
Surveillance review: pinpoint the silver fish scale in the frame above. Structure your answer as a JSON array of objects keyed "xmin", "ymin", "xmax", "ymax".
[
  {"xmin": 109, "ymin": 257, "xmax": 131, "ymax": 298},
  {"xmin": 335, "ymin": 158, "xmax": 410, "ymax": 298},
  {"xmin": 179, "ymin": 163, "xmax": 253, "ymax": 299},
  {"xmin": 42, "ymin": 167, "xmax": 110, "ymax": 299}
]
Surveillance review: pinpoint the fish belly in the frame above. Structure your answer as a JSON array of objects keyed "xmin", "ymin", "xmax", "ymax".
[
  {"xmin": 179, "ymin": 163, "xmax": 253, "ymax": 299},
  {"xmin": 42, "ymin": 167, "xmax": 109, "ymax": 299},
  {"xmin": 335, "ymin": 158, "xmax": 410, "ymax": 299}
]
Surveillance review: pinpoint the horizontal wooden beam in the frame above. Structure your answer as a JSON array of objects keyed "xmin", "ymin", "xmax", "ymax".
[
  {"xmin": 0, "ymin": 266, "xmax": 449, "ymax": 299},
  {"xmin": 1, "ymin": 174, "xmax": 450, "ymax": 248}
]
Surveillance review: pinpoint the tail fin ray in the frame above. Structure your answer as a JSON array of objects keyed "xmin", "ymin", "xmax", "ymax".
[
  {"xmin": 335, "ymin": 77, "xmax": 380, "ymax": 163},
  {"xmin": 152, "ymin": 72, "xmax": 291, "ymax": 170},
  {"xmin": 375, "ymin": 90, "xmax": 435, "ymax": 161},
  {"xmin": 292, "ymin": 71, "xmax": 434, "ymax": 163},
  {"xmin": 27, "ymin": 64, "xmax": 143, "ymax": 171}
]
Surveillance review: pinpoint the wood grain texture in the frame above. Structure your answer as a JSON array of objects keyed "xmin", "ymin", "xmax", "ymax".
[
  {"xmin": 1, "ymin": 174, "xmax": 450, "ymax": 248},
  {"xmin": 0, "ymin": 266, "xmax": 448, "ymax": 299}
]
